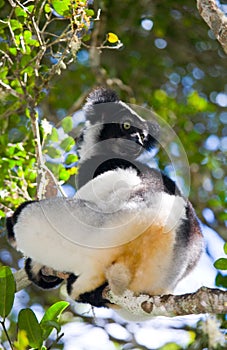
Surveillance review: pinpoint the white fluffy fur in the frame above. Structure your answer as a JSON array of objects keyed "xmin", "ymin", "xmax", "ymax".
[
  {"xmin": 14, "ymin": 168, "xmax": 187, "ymax": 299},
  {"xmin": 78, "ymin": 120, "xmax": 102, "ymax": 161},
  {"xmin": 75, "ymin": 168, "xmax": 141, "ymax": 211},
  {"xmin": 15, "ymin": 168, "xmax": 186, "ymax": 263}
]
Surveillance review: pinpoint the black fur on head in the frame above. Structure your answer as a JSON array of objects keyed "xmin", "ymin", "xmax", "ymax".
[
  {"xmin": 83, "ymin": 87, "xmax": 119, "ymax": 123},
  {"xmin": 77, "ymin": 87, "xmax": 160, "ymax": 166},
  {"xmin": 86, "ymin": 87, "xmax": 119, "ymax": 105}
]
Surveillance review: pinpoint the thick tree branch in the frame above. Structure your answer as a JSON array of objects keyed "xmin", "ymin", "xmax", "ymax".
[
  {"xmin": 103, "ymin": 287, "xmax": 227, "ymax": 317},
  {"xmin": 197, "ymin": 0, "xmax": 227, "ymax": 54},
  {"xmin": 14, "ymin": 268, "xmax": 227, "ymax": 317}
]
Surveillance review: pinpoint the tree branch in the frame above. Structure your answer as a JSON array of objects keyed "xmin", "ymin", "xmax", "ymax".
[
  {"xmin": 29, "ymin": 108, "xmax": 48, "ymax": 200},
  {"xmin": 197, "ymin": 0, "xmax": 227, "ymax": 54},
  {"xmin": 14, "ymin": 268, "xmax": 31, "ymax": 291},
  {"xmin": 0, "ymin": 80, "xmax": 24, "ymax": 99},
  {"xmin": 14, "ymin": 268, "xmax": 227, "ymax": 317},
  {"xmin": 103, "ymin": 287, "xmax": 227, "ymax": 317}
]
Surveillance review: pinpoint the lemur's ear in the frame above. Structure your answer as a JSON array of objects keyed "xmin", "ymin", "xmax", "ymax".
[{"xmin": 83, "ymin": 87, "xmax": 119, "ymax": 123}]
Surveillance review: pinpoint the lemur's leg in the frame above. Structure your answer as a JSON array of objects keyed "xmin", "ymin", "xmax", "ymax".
[{"xmin": 25, "ymin": 258, "xmax": 64, "ymax": 289}]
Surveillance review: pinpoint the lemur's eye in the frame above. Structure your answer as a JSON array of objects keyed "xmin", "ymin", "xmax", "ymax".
[{"xmin": 122, "ymin": 121, "xmax": 131, "ymax": 130}]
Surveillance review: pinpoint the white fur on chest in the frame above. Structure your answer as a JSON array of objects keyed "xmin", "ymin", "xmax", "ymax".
[{"xmin": 75, "ymin": 167, "xmax": 141, "ymax": 211}]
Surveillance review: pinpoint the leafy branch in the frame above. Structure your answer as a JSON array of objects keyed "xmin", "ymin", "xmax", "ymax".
[
  {"xmin": 0, "ymin": 1, "xmax": 123, "ymax": 215},
  {"xmin": 0, "ymin": 266, "xmax": 69, "ymax": 350}
]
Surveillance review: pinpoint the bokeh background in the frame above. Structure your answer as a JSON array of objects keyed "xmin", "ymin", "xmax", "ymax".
[{"xmin": 0, "ymin": 0, "xmax": 226, "ymax": 349}]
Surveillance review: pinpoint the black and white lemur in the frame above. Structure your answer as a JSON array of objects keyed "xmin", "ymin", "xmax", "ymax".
[{"xmin": 6, "ymin": 88, "xmax": 203, "ymax": 318}]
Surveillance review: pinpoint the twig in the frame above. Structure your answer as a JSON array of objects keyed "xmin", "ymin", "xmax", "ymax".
[
  {"xmin": 82, "ymin": 41, "xmax": 123, "ymax": 50},
  {"xmin": 29, "ymin": 109, "xmax": 47, "ymax": 200},
  {"xmin": 7, "ymin": 0, "xmax": 16, "ymax": 8},
  {"xmin": 0, "ymin": 49, "xmax": 14, "ymax": 65},
  {"xmin": 44, "ymin": 23, "xmax": 71, "ymax": 49},
  {"xmin": 67, "ymin": 90, "xmax": 88, "ymax": 115},
  {"xmin": 41, "ymin": 164, "xmax": 67, "ymax": 198},
  {"xmin": 37, "ymin": 0, "xmax": 47, "ymax": 26},
  {"xmin": 0, "ymin": 80, "xmax": 24, "ymax": 99},
  {"xmin": 197, "ymin": 0, "xmax": 227, "ymax": 54},
  {"xmin": 14, "ymin": 0, "xmax": 32, "ymax": 14},
  {"xmin": 97, "ymin": 42, "xmax": 123, "ymax": 50},
  {"xmin": 31, "ymin": 16, "xmax": 44, "ymax": 47},
  {"xmin": 7, "ymin": 16, "xmax": 19, "ymax": 49},
  {"xmin": 94, "ymin": 8, "xmax": 101, "ymax": 21},
  {"xmin": 46, "ymin": 332, "xmax": 64, "ymax": 350},
  {"xmin": 0, "ymin": 320, "xmax": 14, "ymax": 350}
]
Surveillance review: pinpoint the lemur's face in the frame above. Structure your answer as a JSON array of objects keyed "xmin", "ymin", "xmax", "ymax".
[
  {"xmin": 98, "ymin": 105, "xmax": 155, "ymax": 157},
  {"xmin": 77, "ymin": 89, "xmax": 159, "ymax": 161}
]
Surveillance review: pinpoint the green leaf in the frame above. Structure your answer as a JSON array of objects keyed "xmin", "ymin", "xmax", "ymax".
[
  {"xmin": 60, "ymin": 136, "xmax": 75, "ymax": 152},
  {"xmin": 49, "ymin": 127, "xmax": 59, "ymax": 142},
  {"xmin": 45, "ymin": 146, "xmax": 61, "ymax": 158},
  {"xmin": 65, "ymin": 153, "xmax": 78, "ymax": 165},
  {"xmin": 51, "ymin": 0, "xmax": 71, "ymax": 16},
  {"xmin": 15, "ymin": 7, "xmax": 28, "ymax": 18},
  {"xmin": 85, "ymin": 9, "xmax": 94, "ymax": 17},
  {"xmin": 0, "ymin": 210, "xmax": 5, "ymax": 218},
  {"xmin": 44, "ymin": 3, "xmax": 51, "ymax": 13},
  {"xmin": 61, "ymin": 116, "xmax": 73, "ymax": 133},
  {"xmin": 18, "ymin": 309, "xmax": 43, "ymax": 348},
  {"xmin": 224, "ymin": 242, "xmax": 227, "ymax": 255},
  {"xmin": 27, "ymin": 5, "xmax": 34, "ymax": 13},
  {"xmin": 214, "ymin": 258, "xmax": 227, "ymax": 270},
  {"xmin": 218, "ymin": 212, "xmax": 227, "ymax": 221},
  {"xmin": 23, "ymin": 30, "xmax": 39, "ymax": 47},
  {"xmin": 41, "ymin": 320, "xmax": 61, "ymax": 335},
  {"xmin": 0, "ymin": 65, "xmax": 8, "ymax": 79},
  {"xmin": 21, "ymin": 54, "xmax": 32, "ymax": 68},
  {"xmin": 82, "ymin": 34, "xmax": 91, "ymax": 42},
  {"xmin": 10, "ymin": 19, "xmax": 23, "ymax": 31},
  {"xmin": 59, "ymin": 167, "xmax": 70, "ymax": 181},
  {"xmin": 215, "ymin": 272, "xmax": 227, "ymax": 288},
  {"xmin": 208, "ymin": 198, "xmax": 222, "ymax": 208},
  {"xmin": 0, "ymin": 0, "xmax": 4, "ymax": 9},
  {"xmin": 40, "ymin": 301, "xmax": 69, "ymax": 339},
  {"xmin": 0, "ymin": 266, "xmax": 15, "ymax": 318},
  {"xmin": 23, "ymin": 30, "xmax": 32, "ymax": 42}
]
